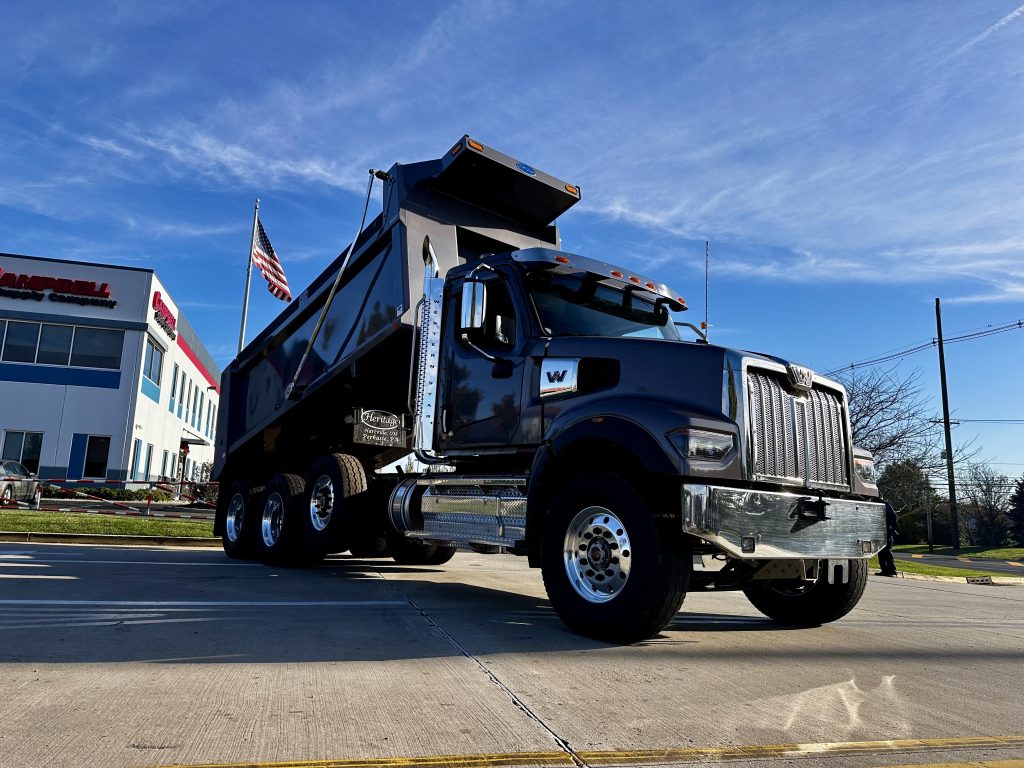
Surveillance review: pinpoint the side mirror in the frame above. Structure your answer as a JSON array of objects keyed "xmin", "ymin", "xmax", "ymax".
[{"xmin": 460, "ymin": 280, "xmax": 487, "ymax": 331}]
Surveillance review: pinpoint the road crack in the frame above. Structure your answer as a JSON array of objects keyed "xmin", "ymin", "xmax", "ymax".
[{"xmin": 374, "ymin": 571, "xmax": 590, "ymax": 768}]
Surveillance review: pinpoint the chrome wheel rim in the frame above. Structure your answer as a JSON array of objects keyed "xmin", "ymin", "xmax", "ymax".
[
  {"xmin": 225, "ymin": 492, "xmax": 245, "ymax": 543},
  {"xmin": 262, "ymin": 491, "xmax": 285, "ymax": 548},
  {"xmin": 563, "ymin": 506, "xmax": 631, "ymax": 603},
  {"xmin": 309, "ymin": 475, "xmax": 334, "ymax": 531},
  {"xmin": 2, "ymin": 486, "xmax": 11, "ymax": 503}
]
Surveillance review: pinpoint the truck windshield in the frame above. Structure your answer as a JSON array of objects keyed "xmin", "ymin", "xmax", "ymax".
[{"xmin": 527, "ymin": 270, "xmax": 679, "ymax": 340}]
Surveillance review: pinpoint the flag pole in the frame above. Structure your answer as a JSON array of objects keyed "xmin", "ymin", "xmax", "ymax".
[{"xmin": 238, "ymin": 198, "xmax": 259, "ymax": 354}]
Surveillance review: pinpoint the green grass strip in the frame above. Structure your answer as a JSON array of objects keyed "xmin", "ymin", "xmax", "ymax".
[
  {"xmin": 869, "ymin": 555, "xmax": 1006, "ymax": 579},
  {"xmin": 891, "ymin": 544, "xmax": 1024, "ymax": 560},
  {"xmin": 0, "ymin": 510, "xmax": 214, "ymax": 538}
]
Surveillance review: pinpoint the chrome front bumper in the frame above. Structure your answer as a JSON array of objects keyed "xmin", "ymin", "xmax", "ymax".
[{"xmin": 681, "ymin": 484, "xmax": 885, "ymax": 560}]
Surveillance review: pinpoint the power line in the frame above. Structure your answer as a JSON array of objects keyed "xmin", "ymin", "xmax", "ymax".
[
  {"xmin": 952, "ymin": 419, "xmax": 1024, "ymax": 424},
  {"xmin": 826, "ymin": 318, "xmax": 1023, "ymax": 375}
]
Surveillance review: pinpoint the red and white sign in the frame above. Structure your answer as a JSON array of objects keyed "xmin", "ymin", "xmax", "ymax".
[
  {"xmin": 152, "ymin": 291, "xmax": 177, "ymax": 339},
  {"xmin": 0, "ymin": 266, "xmax": 116, "ymax": 308}
]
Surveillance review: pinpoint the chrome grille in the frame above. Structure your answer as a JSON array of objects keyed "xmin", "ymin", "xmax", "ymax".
[{"xmin": 747, "ymin": 370, "xmax": 849, "ymax": 488}]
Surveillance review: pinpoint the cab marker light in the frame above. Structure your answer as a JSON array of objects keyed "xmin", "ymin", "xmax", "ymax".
[
  {"xmin": 565, "ymin": 184, "xmax": 579, "ymax": 195},
  {"xmin": 645, "ymin": 281, "xmax": 656, "ymax": 289},
  {"xmin": 468, "ymin": 139, "xmax": 484, "ymax": 152},
  {"xmin": 554, "ymin": 255, "xmax": 570, "ymax": 265},
  {"xmin": 629, "ymin": 276, "xmax": 641, "ymax": 284},
  {"xmin": 450, "ymin": 143, "xmax": 463, "ymax": 156},
  {"xmin": 610, "ymin": 270, "xmax": 623, "ymax": 278}
]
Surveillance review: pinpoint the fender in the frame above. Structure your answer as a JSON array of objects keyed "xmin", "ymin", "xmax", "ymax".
[{"xmin": 525, "ymin": 408, "xmax": 680, "ymax": 566}]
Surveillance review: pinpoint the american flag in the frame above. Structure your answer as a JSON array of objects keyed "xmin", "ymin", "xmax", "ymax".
[{"xmin": 251, "ymin": 219, "xmax": 291, "ymax": 302}]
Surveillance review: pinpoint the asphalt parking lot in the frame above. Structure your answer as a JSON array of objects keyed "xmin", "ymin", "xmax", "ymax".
[{"xmin": 0, "ymin": 544, "xmax": 1022, "ymax": 768}]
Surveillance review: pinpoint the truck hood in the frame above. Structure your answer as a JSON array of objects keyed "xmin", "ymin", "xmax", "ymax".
[{"xmin": 543, "ymin": 336, "xmax": 732, "ymax": 417}]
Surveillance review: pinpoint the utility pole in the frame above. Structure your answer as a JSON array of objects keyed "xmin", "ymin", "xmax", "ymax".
[{"xmin": 935, "ymin": 298, "xmax": 961, "ymax": 549}]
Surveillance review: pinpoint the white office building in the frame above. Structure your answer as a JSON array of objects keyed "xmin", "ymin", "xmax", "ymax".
[{"xmin": 0, "ymin": 252, "xmax": 221, "ymax": 486}]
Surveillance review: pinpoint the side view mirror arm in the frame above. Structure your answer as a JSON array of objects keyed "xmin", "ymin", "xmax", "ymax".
[{"xmin": 461, "ymin": 332, "xmax": 497, "ymax": 362}]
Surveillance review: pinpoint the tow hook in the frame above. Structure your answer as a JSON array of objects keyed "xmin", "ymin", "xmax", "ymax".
[{"xmin": 791, "ymin": 495, "xmax": 831, "ymax": 522}]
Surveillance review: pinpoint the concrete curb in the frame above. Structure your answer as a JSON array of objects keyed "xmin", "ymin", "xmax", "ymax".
[
  {"xmin": 874, "ymin": 572, "xmax": 1024, "ymax": 586},
  {"xmin": 0, "ymin": 531, "xmax": 220, "ymax": 548}
]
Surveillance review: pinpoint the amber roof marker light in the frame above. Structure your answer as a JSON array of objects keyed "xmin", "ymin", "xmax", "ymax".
[{"xmin": 467, "ymin": 139, "xmax": 484, "ymax": 152}]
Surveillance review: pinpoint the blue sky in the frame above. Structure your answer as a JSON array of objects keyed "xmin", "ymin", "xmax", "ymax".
[{"xmin": 1, "ymin": 1, "xmax": 1022, "ymax": 473}]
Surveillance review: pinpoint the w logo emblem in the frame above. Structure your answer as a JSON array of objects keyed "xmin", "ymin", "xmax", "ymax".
[{"xmin": 540, "ymin": 358, "xmax": 578, "ymax": 398}]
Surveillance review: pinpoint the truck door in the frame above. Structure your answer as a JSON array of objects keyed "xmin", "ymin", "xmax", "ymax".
[{"xmin": 438, "ymin": 271, "xmax": 527, "ymax": 450}]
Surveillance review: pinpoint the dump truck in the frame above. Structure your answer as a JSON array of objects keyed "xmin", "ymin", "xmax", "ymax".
[{"xmin": 213, "ymin": 136, "xmax": 886, "ymax": 643}]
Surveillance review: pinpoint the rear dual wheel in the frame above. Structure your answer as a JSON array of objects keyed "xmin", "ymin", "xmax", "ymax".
[
  {"xmin": 256, "ymin": 473, "xmax": 306, "ymax": 564},
  {"xmin": 221, "ymin": 479, "xmax": 256, "ymax": 559},
  {"xmin": 301, "ymin": 454, "xmax": 367, "ymax": 562}
]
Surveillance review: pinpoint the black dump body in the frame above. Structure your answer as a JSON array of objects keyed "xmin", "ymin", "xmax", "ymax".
[{"xmin": 212, "ymin": 137, "xmax": 580, "ymax": 482}]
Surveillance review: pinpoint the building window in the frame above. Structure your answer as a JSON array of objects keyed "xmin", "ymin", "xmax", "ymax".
[
  {"xmin": 169, "ymin": 364, "xmax": 179, "ymax": 412},
  {"xmin": 37, "ymin": 324, "xmax": 74, "ymax": 366},
  {"xmin": 143, "ymin": 337, "xmax": 163, "ymax": 385},
  {"xmin": 1, "ymin": 321, "xmax": 40, "ymax": 363},
  {"xmin": 131, "ymin": 438, "xmax": 142, "ymax": 481},
  {"xmin": 0, "ymin": 322, "xmax": 124, "ymax": 369},
  {"xmin": 70, "ymin": 327, "xmax": 124, "ymax": 369},
  {"xmin": 177, "ymin": 375, "xmax": 185, "ymax": 418},
  {"xmin": 2, "ymin": 430, "xmax": 43, "ymax": 474},
  {"xmin": 83, "ymin": 436, "xmax": 111, "ymax": 479},
  {"xmin": 143, "ymin": 444, "xmax": 153, "ymax": 482},
  {"xmin": 197, "ymin": 391, "xmax": 204, "ymax": 430}
]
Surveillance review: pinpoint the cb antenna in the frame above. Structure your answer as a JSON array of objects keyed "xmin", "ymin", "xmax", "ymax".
[{"xmin": 704, "ymin": 240, "xmax": 710, "ymax": 342}]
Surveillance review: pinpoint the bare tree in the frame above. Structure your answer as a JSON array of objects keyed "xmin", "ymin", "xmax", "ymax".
[{"xmin": 834, "ymin": 365, "xmax": 978, "ymax": 476}]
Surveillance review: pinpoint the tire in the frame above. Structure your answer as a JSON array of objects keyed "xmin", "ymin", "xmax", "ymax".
[
  {"xmin": 1, "ymin": 485, "xmax": 13, "ymax": 508},
  {"xmin": 256, "ymin": 473, "xmax": 305, "ymax": 564},
  {"xmin": 220, "ymin": 479, "xmax": 256, "ymax": 559},
  {"xmin": 743, "ymin": 559, "xmax": 869, "ymax": 625},
  {"xmin": 541, "ymin": 471, "xmax": 690, "ymax": 644},
  {"xmin": 301, "ymin": 454, "xmax": 367, "ymax": 561},
  {"xmin": 391, "ymin": 540, "xmax": 458, "ymax": 566}
]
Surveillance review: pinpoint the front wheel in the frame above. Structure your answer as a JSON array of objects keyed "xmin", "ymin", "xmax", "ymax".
[
  {"xmin": 541, "ymin": 471, "xmax": 690, "ymax": 644},
  {"xmin": 742, "ymin": 559, "xmax": 868, "ymax": 625}
]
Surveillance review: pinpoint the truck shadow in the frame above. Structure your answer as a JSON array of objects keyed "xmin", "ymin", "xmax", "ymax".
[{"xmin": 0, "ymin": 554, "xmax": 801, "ymax": 664}]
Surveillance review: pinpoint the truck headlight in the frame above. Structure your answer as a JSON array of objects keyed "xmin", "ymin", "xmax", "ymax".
[
  {"xmin": 669, "ymin": 428, "xmax": 735, "ymax": 463},
  {"xmin": 854, "ymin": 456, "xmax": 877, "ymax": 485}
]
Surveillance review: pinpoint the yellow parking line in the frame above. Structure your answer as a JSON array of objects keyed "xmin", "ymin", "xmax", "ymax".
[
  {"xmin": 1006, "ymin": 561, "xmax": 1023, "ymax": 567},
  {"xmin": 912, "ymin": 554, "xmax": 925, "ymax": 558},
  {"xmin": 883, "ymin": 762, "xmax": 1024, "ymax": 768},
  {"xmin": 154, "ymin": 735, "xmax": 1024, "ymax": 768}
]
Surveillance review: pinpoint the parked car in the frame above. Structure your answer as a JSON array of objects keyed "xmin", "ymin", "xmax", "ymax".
[{"xmin": 0, "ymin": 460, "xmax": 41, "ymax": 507}]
